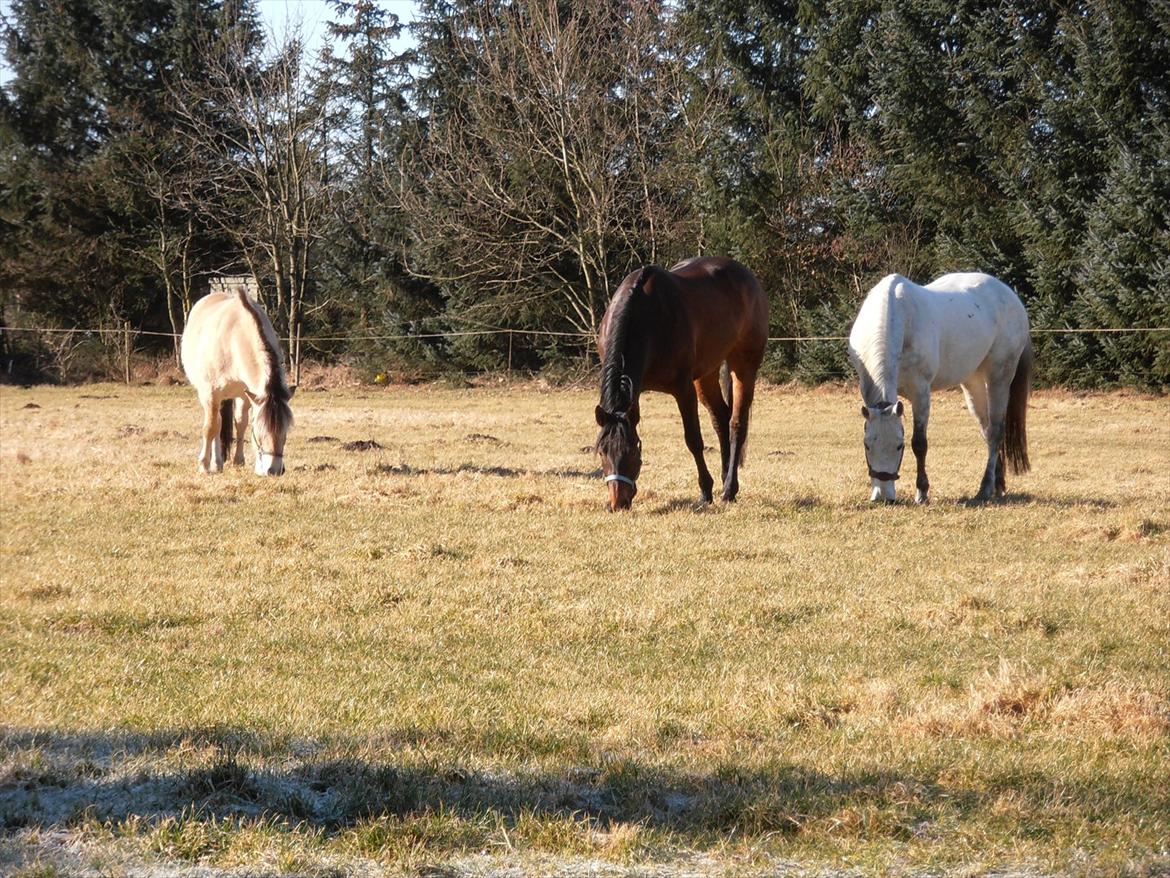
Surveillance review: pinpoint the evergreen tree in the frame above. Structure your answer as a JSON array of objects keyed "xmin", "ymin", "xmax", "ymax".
[{"xmin": 0, "ymin": 0, "xmax": 261, "ymax": 376}]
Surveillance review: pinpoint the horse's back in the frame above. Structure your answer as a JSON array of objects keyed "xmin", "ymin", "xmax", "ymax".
[
  {"xmin": 670, "ymin": 257, "xmax": 769, "ymax": 344},
  {"xmin": 181, "ymin": 292, "xmax": 269, "ymax": 394},
  {"xmin": 917, "ymin": 273, "xmax": 1029, "ymax": 386}
]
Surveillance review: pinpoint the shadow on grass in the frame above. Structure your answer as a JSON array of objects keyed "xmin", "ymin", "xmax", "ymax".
[
  {"xmin": 0, "ymin": 726, "xmax": 956, "ymax": 841},
  {"xmin": 647, "ymin": 498, "xmax": 719, "ymax": 515},
  {"xmin": 370, "ymin": 462, "xmax": 601, "ymax": 480},
  {"xmin": 952, "ymin": 491, "xmax": 1118, "ymax": 509},
  {"xmin": 4, "ymin": 725, "xmax": 1158, "ymax": 846}
]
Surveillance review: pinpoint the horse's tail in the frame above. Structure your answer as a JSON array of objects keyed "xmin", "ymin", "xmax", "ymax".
[
  {"xmin": 219, "ymin": 399, "xmax": 234, "ymax": 454},
  {"xmin": 1004, "ymin": 338, "xmax": 1032, "ymax": 475}
]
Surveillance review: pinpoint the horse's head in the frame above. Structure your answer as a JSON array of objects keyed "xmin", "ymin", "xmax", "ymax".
[
  {"xmin": 247, "ymin": 387, "xmax": 295, "ymax": 476},
  {"xmin": 861, "ymin": 400, "xmax": 904, "ymax": 503},
  {"xmin": 595, "ymin": 402, "xmax": 642, "ymax": 512}
]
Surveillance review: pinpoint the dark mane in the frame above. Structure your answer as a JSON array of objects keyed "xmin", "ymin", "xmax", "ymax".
[
  {"xmin": 237, "ymin": 291, "xmax": 293, "ymax": 435},
  {"xmin": 599, "ymin": 267, "xmax": 653, "ymax": 414}
]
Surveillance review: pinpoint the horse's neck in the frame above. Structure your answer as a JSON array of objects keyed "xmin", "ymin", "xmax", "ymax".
[
  {"xmin": 238, "ymin": 299, "xmax": 284, "ymax": 397},
  {"xmin": 602, "ymin": 292, "xmax": 651, "ymax": 407},
  {"xmin": 861, "ymin": 281, "xmax": 906, "ymax": 405}
]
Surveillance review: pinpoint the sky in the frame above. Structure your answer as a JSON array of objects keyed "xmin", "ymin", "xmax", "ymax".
[
  {"xmin": 0, "ymin": 0, "xmax": 419, "ymax": 86},
  {"xmin": 256, "ymin": 0, "xmax": 418, "ymax": 61}
]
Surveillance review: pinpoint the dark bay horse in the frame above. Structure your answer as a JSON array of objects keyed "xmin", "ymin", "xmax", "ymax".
[{"xmin": 594, "ymin": 257, "xmax": 769, "ymax": 511}]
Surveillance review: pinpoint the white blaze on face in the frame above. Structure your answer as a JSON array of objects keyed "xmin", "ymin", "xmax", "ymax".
[
  {"xmin": 254, "ymin": 451, "xmax": 284, "ymax": 476},
  {"xmin": 862, "ymin": 403, "xmax": 905, "ymax": 502},
  {"xmin": 251, "ymin": 405, "xmax": 287, "ymax": 477}
]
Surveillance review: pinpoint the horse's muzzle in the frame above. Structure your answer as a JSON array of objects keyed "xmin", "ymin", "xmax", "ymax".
[
  {"xmin": 256, "ymin": 454, "xmax": 285, "ymax": 476},
  {"xmin": 606, "ymin": 473, "xmax": 636, "ymax": 511}
]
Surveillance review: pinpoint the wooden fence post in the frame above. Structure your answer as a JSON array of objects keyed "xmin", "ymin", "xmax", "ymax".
[{"xmin": 123, "ymin": 321, "xmax": 132, "ymax": 385}]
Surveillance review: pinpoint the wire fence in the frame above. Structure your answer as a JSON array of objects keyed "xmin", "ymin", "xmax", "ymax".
[
  {"xmin": 4, "ymin": 321, "xmax": 1165, "ymax": 386},
  {"xmin": 3, "ymin": 324, "xmax": 1168, "ymax": 343}
]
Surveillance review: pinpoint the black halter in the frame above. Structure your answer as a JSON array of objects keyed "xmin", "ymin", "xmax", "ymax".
[{"xmin": 865, "ymin": 400, "xmax": 903, "ymax": 481}]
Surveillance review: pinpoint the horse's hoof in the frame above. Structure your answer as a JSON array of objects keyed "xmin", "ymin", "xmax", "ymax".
[
  {"xmin": 720, "ymin": 491, "xmax": 738, "ymax": 503},
  {"xmin": 915, "ymin": 490, "xmax": 929, "ymax": 505}
]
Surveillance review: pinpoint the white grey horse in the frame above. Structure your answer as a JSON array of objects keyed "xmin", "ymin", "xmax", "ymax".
[
  {"xmin": 180, "ymin": 289, "xmax": 294, "ymax": 476},
  {"xmin": 848, "ymin": 272, "xmax": 1032, "ymax": 504}
]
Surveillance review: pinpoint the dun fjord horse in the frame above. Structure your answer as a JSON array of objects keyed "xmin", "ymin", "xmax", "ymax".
[
  {"xmin": 848, "ymin": 272, "xmax": 1032, "ymax": 505},
  {"xmin": 595, "ymin": 257, "xmax": 769, "ymax": 511},
  {"xmin": 181, "ymin": 289, "xmax": 294, "ymax": 476}
]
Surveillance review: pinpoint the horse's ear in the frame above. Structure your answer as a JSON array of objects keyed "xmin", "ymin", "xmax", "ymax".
[
  {"xmin": 861, "ymin": 405, "xmax": 870, "ymax": 418},
  {"xmin": 287, "ymin": 384, "xmax": 297, "ymax": 398},
  {"xmin": 635, "ymin": 266, "xmax": 655, "ymax": 295},
  {"xmin": 895, "ymin": 400, "xmax": 904, "ymax": 416},
  {"xmin": 595, "ymin": 405, "xmax": 608, "ymax": 427}
]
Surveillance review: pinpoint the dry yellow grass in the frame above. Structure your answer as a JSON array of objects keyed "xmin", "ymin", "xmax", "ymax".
[{"xmin": 1, "ymin": 380, "xmax": 1167, "ymax": 877}]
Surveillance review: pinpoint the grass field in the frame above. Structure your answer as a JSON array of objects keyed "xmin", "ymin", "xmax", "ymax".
[{"xmin": 1, "ymin": 380, "xmax": 1168, "ymax": 877}]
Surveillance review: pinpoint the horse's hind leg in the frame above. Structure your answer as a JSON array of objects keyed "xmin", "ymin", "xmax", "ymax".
[
  {"xmin": 675, "ymin": 380, "xmax": 715, "ymax": 504},
  {"xmin": 970, "ymin": 369, "xmax": 1013, "ymax": 505},
  {"xmin": 233, "ymin": 398, "xmax": 250, "ymax": 466},
  {"xmin": 722, "ymin": 357, "xmax": 760, "ymax": 503},
  {"xmin": 695, "ymin": 370, "xmax": 731, "ymax": 482},
  {"xmin": 960, "ymin": 379, "xmax": 991, "ymax": 502}
]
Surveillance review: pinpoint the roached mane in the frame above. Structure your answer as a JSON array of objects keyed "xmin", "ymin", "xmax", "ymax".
[{"xmin": 237, "ymin": 292, "xmax": 293, "ymax": 436}]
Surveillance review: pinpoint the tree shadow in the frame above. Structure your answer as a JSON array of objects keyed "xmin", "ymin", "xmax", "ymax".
[
  {"xmin": 2, "ymin": 724, "xmax": 1162, "ymax": 861},
  {"xmin": 0, "ymin": 726, "xmax": 968, "ymax": 837}
]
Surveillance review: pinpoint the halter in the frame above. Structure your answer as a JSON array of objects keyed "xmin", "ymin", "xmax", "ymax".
[
  {"xmin": 865, "ymin": 400, "xmax": 903, "ymax": 482},
  {"xmin": 600, "ymin": 372, "xmax": 638, "ymax": 494},
  {"xmin": 251, "ymin": 422, "xmax": 281, "ymax": 459}
]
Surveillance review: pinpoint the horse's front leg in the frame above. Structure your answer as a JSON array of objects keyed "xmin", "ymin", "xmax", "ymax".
[
  {"xmin": 910, "ymin": 392, "xmax": 931, "ymax": 504},
  {"xmin": 198, "ymin": 396, "xmax": 223, "ymax": 474},
  {"xmin": 675, "ymin": 382, "xmax": 715, "ymax": 504}
]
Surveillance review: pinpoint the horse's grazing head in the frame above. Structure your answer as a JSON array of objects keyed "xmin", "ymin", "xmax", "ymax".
[
  {"xmin": 861, "ymin": 400, "xmax": 904, "ymax": 503},
  {"xmin": 595, "ymin": 403, "xmax": 641, "ymax": 512},
  {"xmin": 248, "ymin": 386, "xmax": 295, "ymax": 476}
]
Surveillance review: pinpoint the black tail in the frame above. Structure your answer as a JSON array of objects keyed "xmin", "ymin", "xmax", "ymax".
[
  {"xmin": 219, "ymin": 399, "xmax": 233, "ymax": 455},
  {"xmin": 720, "ymin": 361, "xmax": 732, "ymax": 409},
  {"xmin": 1004, "ymin": 339, "xmax": 1032, "ymax": 475}
]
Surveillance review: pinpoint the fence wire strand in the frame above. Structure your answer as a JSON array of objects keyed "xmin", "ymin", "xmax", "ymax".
[{"xmin": 3, "ymin": 325, "xmax": 1168, "ymax": 343}]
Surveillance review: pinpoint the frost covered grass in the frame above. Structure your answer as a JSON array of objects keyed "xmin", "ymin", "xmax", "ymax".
[{"xmin": 1, "ymin": 381, "xmax": 1167, "ymax": 876}]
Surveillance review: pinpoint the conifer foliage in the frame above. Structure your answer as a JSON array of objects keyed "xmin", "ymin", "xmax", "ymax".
[{"xmin": 1, "ymin": 0, "xmax": 1166, "ymax": 387}]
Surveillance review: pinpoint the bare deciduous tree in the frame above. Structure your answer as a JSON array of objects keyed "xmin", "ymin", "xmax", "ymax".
[
  {"xmin": 172, "ymin": 29, "xmax": 332, "ymax": 381},
  {"xmin": 397, "ymin": 0, "xmax": 717, "ymax": 339}
]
